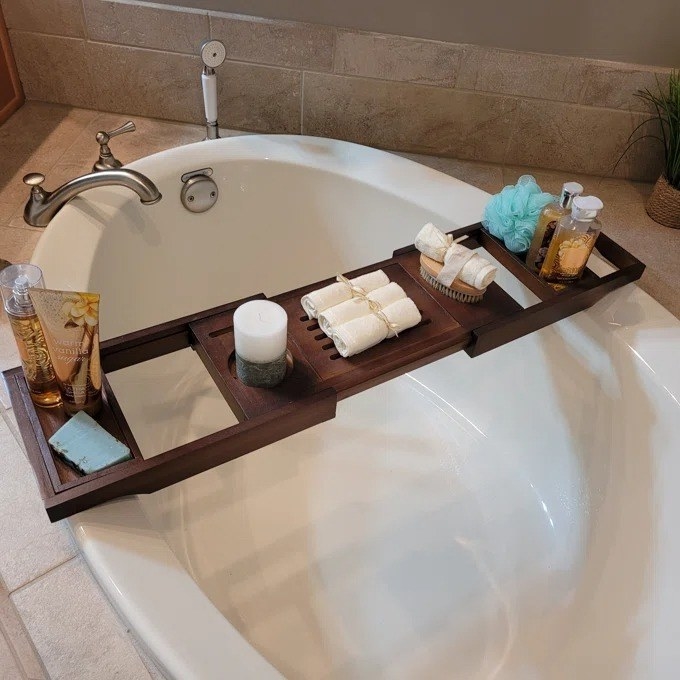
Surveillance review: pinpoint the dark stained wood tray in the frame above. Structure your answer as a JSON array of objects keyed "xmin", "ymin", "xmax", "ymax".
[{"xmin": 3, "ymin": 223, "xmax": 644, "ymax": 521}]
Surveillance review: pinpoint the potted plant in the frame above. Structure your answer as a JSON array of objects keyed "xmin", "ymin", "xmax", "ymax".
[{"xmin": 633, "ymin": 71, "xmax": 680, "ymax": 228}]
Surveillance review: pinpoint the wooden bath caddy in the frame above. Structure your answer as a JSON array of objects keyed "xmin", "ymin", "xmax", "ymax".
[{"xmin": 4, "ymin": 223, "xmax": 644, "ymax": 521}]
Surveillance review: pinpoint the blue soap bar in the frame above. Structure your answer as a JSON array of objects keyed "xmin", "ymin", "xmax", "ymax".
[{"xmin": 48, "ymin": 411, "xmax": 132, "ymax": 475}]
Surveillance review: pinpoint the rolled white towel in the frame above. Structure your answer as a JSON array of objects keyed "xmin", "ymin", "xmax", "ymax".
[
  {"xmin": 415, "ymin": 222, "xmax": 497, "ymax": 290},
  {"xmin": 301, "ymin": 270, "xmax": 390, "ymax": 319},
  {"xmin": 383, "ymin": 297, "xmax": 422, "ymax": 338},
  {"xmin": 415, "ymin": 222, "xmax": 453, "ymax": 261},
  {"xmin": 440, "ymin": 245, "xmax": 497, "ymax": 290},
  {"xmin": 332, "ymin": 298, "xmax": 422, "ymax": 358},
  {"xmin": 317, "ymin": 282, "xmax": 406, "ymax": 336}
]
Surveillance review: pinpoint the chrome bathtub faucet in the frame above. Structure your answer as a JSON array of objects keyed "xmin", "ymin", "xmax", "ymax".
[
  {"xmin": 22, "ymin": 169, "xmax": 162, "ymax": 228},
  {"xmin": 200, "ymin": 39, "xmax": 226, "ymax": 140}
]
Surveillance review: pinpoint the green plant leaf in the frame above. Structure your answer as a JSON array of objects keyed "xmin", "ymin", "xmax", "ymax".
[{"xmin": 625, "ymin": 70, "xmax": 680, "ymax": 188}]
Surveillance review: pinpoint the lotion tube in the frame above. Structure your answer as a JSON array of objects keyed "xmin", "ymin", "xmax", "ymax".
[{"xmin": 29, "ymin": 289, "xmax": 102, "ymax": 417}]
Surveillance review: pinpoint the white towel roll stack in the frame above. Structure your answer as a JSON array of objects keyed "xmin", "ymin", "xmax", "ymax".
[{"xmin": 317, "ymin": 282, "xmax": 407, "ymax": 336}]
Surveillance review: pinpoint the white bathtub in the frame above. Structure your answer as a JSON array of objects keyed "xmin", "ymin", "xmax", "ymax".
[{"xmin": 33, "ymin": 136, "xmax": 680, "ymax": 679}]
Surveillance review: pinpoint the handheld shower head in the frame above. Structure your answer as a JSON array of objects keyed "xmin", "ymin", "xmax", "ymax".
[
  {"xmin": 199, "ymin": 39, "xmax": 226, "ymax": 140},
  {"xmin": 200, "ymin": 39, "xmax": 226, "ymax": 71}
]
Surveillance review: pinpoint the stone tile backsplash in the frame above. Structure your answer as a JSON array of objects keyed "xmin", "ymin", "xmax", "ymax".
[
  {"xmin": 579, "ymin": 61, "xmax": 669, "ymax": 113},
  {"xmin": 303, "ymin": 72, "xmax": 519, "ymax": 163},
  {"xmin": 210, "ymin": 13, "xmax": 335, "ymax": 71},
  {"xmin": 334, "ymin": 31, "xmax": 463, "ymax": 87},
  {"xmin": 456, "ymin": 46, "xmax": 585, "ymax": 103},
  {"xmin": 1, "ymin": 0, "xmax": 671, "ymax": 181},
  {"xmin": 82, "ymin": 0, "xmax": 209, "ymax": 54},
  {"xmin": 506, "ymin": 100, "xmax": 658, "ymax": 179},
  {"xmin": 0, "ymin": 0, "xmax": 86, "ymax": 38}
]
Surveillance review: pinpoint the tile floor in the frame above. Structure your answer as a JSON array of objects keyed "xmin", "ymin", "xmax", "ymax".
[{"xmin": 0, "ymin": 101, "xmax": 678, "ymax": 679}]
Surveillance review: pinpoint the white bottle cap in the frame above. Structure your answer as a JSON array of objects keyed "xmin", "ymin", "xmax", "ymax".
[
  {"xmin": 571, "ymin": 195, "xmax": 603, "ymax": 220},
  {"xmin": 559, "ymin": 181, "xmax": 584, "ymax": 208},
  {"xmin": 563, "ymin": 181, "xmax": 584, "ymax": 195}
]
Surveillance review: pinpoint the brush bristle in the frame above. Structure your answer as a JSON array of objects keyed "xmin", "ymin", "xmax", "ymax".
[{"xmin": 419, "ymin": 266, "xmax": 484, "ymax": 304}]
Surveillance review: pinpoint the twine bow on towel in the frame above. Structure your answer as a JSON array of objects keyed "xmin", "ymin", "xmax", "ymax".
[
  {"xmin": 336, "ymin": 274, "xmax": 399, "ymax": 335},
  {"xmin": 366, "ymin": 298, "xmax": 399, "ymax": 335},
  {"xmin": 427, "ymin": 230, "xmax": 470, "ymax": 262},
  {"xmin": 336, "ymin": 274, "xmax": 369, "ymax": 298},
  {"xmin": 429, "ymin": 230, "xmax": 454, "ymax": 261},
  {"xmin": 437, "ymin": 243, "xmax": 477, "ymax": 287}
]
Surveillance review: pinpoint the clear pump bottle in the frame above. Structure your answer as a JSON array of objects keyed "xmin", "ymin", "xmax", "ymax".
[
  {"xmin": 539, "ymin": 196, "xmax": 604, "ymax": 285},
  {"xmin": 526, "ymin": 181, "xmax": 583, "ymax": 272},
  {"xmin": 0, "ymin": 264, "xmax": 61, "ymax": 407}
]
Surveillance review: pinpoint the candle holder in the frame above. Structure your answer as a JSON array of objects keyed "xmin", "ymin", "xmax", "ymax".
[
  {"xmin": 235, "ymin": 349, "xmax": 287, "ymax": 388},
  {"xmin": 232, "ymin": 300, "xmax": 289, "ymax": 389}
]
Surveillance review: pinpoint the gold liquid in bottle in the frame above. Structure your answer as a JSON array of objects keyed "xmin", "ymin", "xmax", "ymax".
[
  {"xmin": 526, "ymin": 182, "xmax": 583, "ymax": 272},
  {"xmin": 8, "ymin": 312, "xmax": 61, "ymax": 407},
  {"xmin": 540, "ymin": 196, "xmax": 604, "ymax": 286},
  {"xmin": 0, "ymin": 265, "xmax": 61, "ymax": 407}
]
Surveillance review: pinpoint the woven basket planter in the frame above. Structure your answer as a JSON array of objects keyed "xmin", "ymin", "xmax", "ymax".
[{"xmin": 646, "ymin": 175, "xmax": 680, "ymax": 229}]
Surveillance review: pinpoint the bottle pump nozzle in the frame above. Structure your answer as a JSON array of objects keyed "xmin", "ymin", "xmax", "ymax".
[
  {"xmin": 13, "ymin": 274, "xmax": 32, "ymax": 308},
  {"xmin": 571, "ymin": 195, "xmax": 603, "ymax": 220}
]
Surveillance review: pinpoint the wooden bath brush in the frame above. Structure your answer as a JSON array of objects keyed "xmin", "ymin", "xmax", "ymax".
[{"xmin": 419, "ymin": 254, "xmax": 487, "ymax": 304}]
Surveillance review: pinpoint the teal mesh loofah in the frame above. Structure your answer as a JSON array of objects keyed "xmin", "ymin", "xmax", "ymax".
[{"xmin": 482, "ymin": 175, "xmax": 555, "ymax": 253}]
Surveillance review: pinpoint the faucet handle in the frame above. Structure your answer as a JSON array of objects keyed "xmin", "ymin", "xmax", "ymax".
[
  {"xmin": 23, "ymin": 173, "xmax": 47, "ymax": 198},
  {"xmin": 23, "ymin": 172, "xmax": 45, "ymax": 187},
  {"xmin": 96, "ymin": 120, "xmax": 136, "ymax": 145},
  {"xmin": 93, "ymin": 120, "xmax": 136, "ymax": 172}
]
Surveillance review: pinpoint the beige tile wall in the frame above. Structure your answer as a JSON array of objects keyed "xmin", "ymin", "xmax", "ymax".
[{"xmin": 0, "ymin": 0, "xmax": 671, "ymax": 180}]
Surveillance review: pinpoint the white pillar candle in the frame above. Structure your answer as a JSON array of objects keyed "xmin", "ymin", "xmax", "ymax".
[{"xmin": 233, "ymin": 301, "xmax": 288, "ymax": 364}]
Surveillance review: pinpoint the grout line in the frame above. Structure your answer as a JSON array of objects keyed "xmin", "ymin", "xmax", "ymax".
[
  {"xmin": 47, "ymin": 108, "xmax": 123, "ymax": 171},
  {"xmin": 81, "ymin": 35, "xmax": 323, "ymax": 77},
  {"xmin": 107, "ymin": 0, "xmax": 208, "ymax": 15},
  {"xmin": 1, "ymin": 221, "xmax": 47, "ymax": 235},
  {"xmin": 501, "ymin": 100, "xmax": 523, "ymax": 168},
  {"xmin": 0, "ymin": 612, "xmax": 28, "ymax": 680},
  {"xmin": 206, "ymin": 7, "xmax": 331, "ymax": 30},
  {"xmin": 9, "ymin": 555, "xmax": 77, "ymax": 597},
  {"xmin": 0, "ymin": 404, "xmax": 18, "ymax": 435},
  {"xmin": 308, "ymin": 70, "xmax": 653, "ymax": 115},
  {"xmin": 0, "ymin": 594, "xmax": 44, "ymax": 680},
  {"xmin": 300, "ymin": 71, "xmax": 305, "ymax": 134},
  {"xmin": 330, "ymin": 26, "xmax": 338, "ymax": 74},
  {"xmin": 7, "ymin": 29, "xmax": 86, "ymax": 43},
  {"xmin": 79, "ymin": 0, "xmax": 88, "ymax": 40},
  {"xmin": 83, "ymin": 36, "xmax": 201, "ymax": 59},
  {"xmin": 6, "ymin": 647, "xmax": 28, "ymax": 679},
  {"xmin": 576, "ymin": 66, "xmax": 591, "ymax": 106}
]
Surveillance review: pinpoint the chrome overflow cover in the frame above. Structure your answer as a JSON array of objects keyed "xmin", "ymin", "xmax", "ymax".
[{"xmin": 180, "ymin": 167, "xmax": 218, "ymax": 213}]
